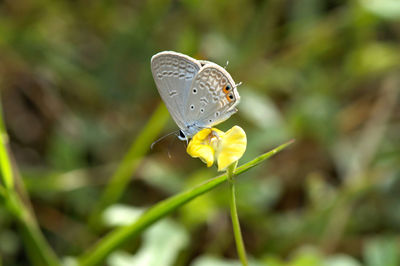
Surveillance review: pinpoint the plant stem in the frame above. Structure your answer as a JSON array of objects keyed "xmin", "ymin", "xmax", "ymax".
[
  {"xmin": 7, "ymin": 191, "xmax": 60, "ymax": 266},
  {"xmin": 79, "ymin": 140, "xmax": 294, "ymax": 266},
  {"xmin": 0, "ymin": 105, "xmax": 13, "ymax": 190},
  {"xmin": 89, "ymin": 103, "xmax": 169, "ymax": 229},
  {"xmin": 0, "ymin": 101, "xmax": 60, "ymax": 266},
  {"xmin": 227, "ymin": 162, "xmax": 248, "ymax": 266}
]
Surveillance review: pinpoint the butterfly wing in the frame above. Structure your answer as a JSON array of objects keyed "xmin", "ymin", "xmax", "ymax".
[
  {"xmin": 183, "ymin": 62, "xmax": 240, "ymax": 130},
  {"xmin": 151, "ymin": 51, "xmax": 202, "ymax": 130}
]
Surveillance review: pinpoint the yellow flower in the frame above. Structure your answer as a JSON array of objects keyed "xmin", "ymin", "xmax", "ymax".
[{"xmin": 187, "ymin": 126, "xmax": 247, "ymax": 171}]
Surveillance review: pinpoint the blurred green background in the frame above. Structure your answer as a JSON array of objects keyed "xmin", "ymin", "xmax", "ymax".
[{"xmin": 1, "ymin": 0, "xmax": 400, "ymax": 265}]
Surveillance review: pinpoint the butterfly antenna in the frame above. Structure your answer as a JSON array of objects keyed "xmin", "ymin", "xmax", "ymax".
[
  {"xmin": 236, "ymin": 81, "xmax": 242, "ymax": 87},
  {"xmin": 151, "ymin": 130, "xmax": 180, "ymax": 150},
  {"xmin": 224, "ymin": 60, "xmax": 229, "ymax": 69}
]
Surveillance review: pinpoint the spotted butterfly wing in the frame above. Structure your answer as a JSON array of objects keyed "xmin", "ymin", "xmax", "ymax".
[
  {"xmin": 184, "ymin": 62, "xmax": 240, "ymax": 131},
  {"xmin": 151, "ymin": 51, "xmax": 240, "ymax": 139},
  {"xmin": 151, "ymin": 51, "xmax": 201, "ymax": 130}
]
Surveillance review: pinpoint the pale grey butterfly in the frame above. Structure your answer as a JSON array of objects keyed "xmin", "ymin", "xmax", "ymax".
[{"xmin": 151, "ymin": 51, "xmax": 240, "ymax": 142}]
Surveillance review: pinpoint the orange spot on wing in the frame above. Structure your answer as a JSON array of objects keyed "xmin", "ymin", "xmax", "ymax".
[{"xmin": 222, "ymin": 85, "xmax": 230, "ymax": 94}]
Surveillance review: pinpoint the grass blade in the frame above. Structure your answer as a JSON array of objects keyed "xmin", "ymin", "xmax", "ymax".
[
  {"xmin": 89, "ymin": 103, "xmax": 170, "ymax": 228},
  {"xmin": 79, "ymin": 139, "xmax": 294, "ymax": 266}
]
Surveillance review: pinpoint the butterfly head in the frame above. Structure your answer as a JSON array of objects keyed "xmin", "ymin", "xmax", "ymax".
[{"xmin": 178, "ymin": 123, "xmax": 205, "ymax": 142}]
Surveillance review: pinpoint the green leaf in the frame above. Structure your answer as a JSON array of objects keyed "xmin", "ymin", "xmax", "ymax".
[
  {"xmin": 108, "ymin": 219, "xmax": 188, "ymax": 266},
  {"xmin": 324, "ymin": 255, "xmax": 361, "ymax": 266},
  {"xmin": 191, "ymin": 255, "xmax": 263, "ymax": 266},
  {"xmin": 102, "ymin": 204, "xmax": 145, "ymax": 227},
  {"xmin": 78, "ymin": 140, "xmax": 294, "ymax": 266},
  {"xmin": 360, "ymin": 0, "xmax": 400, "ymax": 20},
  {"xmin": 364, "ymin": 237, "xmax": 400, "ymax": 266}
]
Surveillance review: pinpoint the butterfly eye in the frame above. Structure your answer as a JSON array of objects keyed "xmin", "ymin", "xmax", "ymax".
[{"xmin": 178, "ymin": 130, "xmax": 186, "ymax": 140}]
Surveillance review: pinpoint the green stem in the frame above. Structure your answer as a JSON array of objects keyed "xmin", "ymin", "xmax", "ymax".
[
  {"xmin": 78, "ymin": 139, "xmax": 294, "ymax": 266},
  {"xmin": 0, "ymin": 101, "xmax": 60, "ymax": 266},
  {"xmin": 7, "ymin": 191, "xmax": 60, "ymax": 266},
  {"xmin": 0, "ymin": 169, "xmax": 60, "ymax": 266},
  {"xmin": 227, "ymin": 163, "xmax": 248, "ymax": 266},
  {"xmin": 89, "ymin": 103, "xmax": 169, "ymax": 229},
  {"xmin": 0, "ymin": 105, "xmax": 13, "ymax": 190}
]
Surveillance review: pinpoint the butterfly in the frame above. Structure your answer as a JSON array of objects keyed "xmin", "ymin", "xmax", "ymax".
[{"xmin": 151, "ymin": 51, "xmax": 240, "ymax": 141}]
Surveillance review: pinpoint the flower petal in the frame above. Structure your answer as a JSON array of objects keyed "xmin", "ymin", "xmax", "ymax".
[
  {"xmin": 186, "ymin": 128, "xmax": 215, "ymax": 167},
  {"xmin": 217, "ymin": 126, "xmax": 247, "ymax": 171},
  {"xmin": 192, "ymin": 128, "xmax": 213, "ymax": 142}
]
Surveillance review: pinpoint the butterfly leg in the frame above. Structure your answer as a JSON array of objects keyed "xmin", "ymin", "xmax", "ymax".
[{"xmin": 210, "ymin": 129, "xmax": 221, "ymax": 140}]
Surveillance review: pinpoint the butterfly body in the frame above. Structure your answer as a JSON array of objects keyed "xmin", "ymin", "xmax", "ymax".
[{"xmin": 151, "ymin": 51, "xmax": 240, "ymax": 140}]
